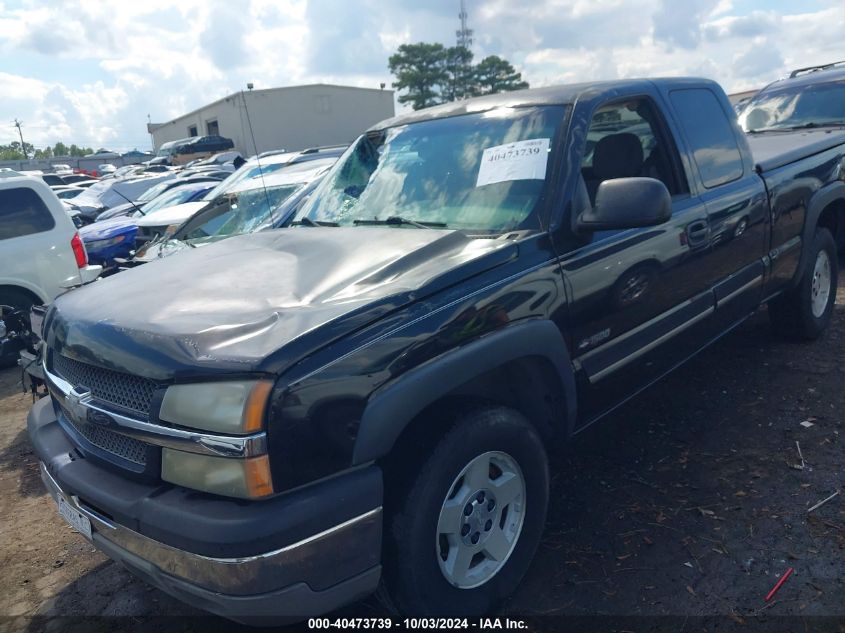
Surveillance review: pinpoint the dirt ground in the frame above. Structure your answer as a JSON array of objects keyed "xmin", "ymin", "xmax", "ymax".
[{"xmin": 3, "ymin": 276, "xmax": 845, "ymax": 632}]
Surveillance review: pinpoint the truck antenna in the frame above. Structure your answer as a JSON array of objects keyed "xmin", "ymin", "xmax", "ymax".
[{"xmin": 240, "ymin": 88, "xmax": 272, "ymax": 216}]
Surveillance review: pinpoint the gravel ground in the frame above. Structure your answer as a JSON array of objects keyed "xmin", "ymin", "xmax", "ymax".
[{"xmin": 2, "ymin": 275, "xmax": 845, "ymax": 632}]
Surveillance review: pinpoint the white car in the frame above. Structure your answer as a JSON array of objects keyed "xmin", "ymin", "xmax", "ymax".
[{"xmin": 0, "ymin": 173, "xmax": 101, "ymax": 313}]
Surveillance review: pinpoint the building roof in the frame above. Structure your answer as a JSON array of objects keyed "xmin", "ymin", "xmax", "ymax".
[{"xmin": 150, "ymin": 83, "xmax": 394, "ymax": 129}]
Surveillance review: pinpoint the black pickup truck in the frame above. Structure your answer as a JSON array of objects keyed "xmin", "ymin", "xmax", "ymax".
[{"xmin": 28, "ymin": 77, "xmax": 845, "ymax": 622}]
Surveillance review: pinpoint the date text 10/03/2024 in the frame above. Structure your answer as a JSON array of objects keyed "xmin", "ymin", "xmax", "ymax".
[{"xmin": 307, "ymin": 618, "xmax": 529, "ymax": 629}]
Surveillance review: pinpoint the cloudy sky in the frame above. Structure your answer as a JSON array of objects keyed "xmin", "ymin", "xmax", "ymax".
[{"xmin": 1, "ymin": 0, "xmax": 842, "ymax": 152}]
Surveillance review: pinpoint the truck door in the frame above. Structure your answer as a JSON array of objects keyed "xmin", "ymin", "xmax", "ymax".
[
  {"xmin": 665, "ymin": 87, "xmax": 769, "ymax": 330},
  {"xmin": 553, "ymin": 96, "xmax": 715, "ymax": 427}
]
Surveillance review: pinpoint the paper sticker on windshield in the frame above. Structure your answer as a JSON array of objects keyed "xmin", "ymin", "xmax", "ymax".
[{"xmin": 476, "ymin": 138, "xmax": 550, "ymax": 187}]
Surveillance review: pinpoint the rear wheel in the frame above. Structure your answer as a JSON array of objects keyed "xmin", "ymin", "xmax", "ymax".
[
  {"xmin": 0, "ymin": 289, "xmax": 36, "ymax": 367},
  {"xmin": 382, "ymin": 406, "xmax": 549, "ymax": 616},
  {"xmin": 769, "ymin": 227, "xmax": 838, "ymax": 340}
]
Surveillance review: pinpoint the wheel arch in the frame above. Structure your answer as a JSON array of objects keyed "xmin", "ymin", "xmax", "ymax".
[
  {"xmin": 352, "ymin": 319, "xmax": 577, "ymax": 466},
  {"xmin": 793, "ymin": 182, "xmax": 845, "ymax": 288},
  {"xmin": 0, "ymin": 283, "xmax": 44, "ymax": 308}
]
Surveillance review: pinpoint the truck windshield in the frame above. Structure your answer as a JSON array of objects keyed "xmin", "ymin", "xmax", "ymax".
[
  {"xmin": 292, "ymin": 106, "xmax": 566, "ymax": 232},
  {"xmin": 739, "ymin": 80, "xmax": 845, "ymax": 132}
]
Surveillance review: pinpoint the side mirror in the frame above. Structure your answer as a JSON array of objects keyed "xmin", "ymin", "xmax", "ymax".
[{"xmin": 577, "ymin": 177, "xmax": 671, "ymax": 232}]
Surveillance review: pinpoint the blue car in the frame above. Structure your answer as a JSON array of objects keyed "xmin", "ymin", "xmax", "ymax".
[{"xmin": 80, "ymin": 181, "xmax": 216, "ymax": 270}]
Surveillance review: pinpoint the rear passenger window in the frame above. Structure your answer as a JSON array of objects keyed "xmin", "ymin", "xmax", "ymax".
[
  {"xmin": 669, "ymin": 88, "xmax": 743, "ymax": 189},
  {"xmin": 0, "ymin": 187, "xmax": 56, "ymax": 240}
]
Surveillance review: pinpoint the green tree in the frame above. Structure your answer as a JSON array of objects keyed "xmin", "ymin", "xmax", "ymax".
[
  {"xmin": 65, "ymin": 144, "xmax": 93, "ymax": 157},
  {"xmin": 388, "ymin": 42, "xmax": 449, "ymax": 110},
  {"xmin": 442, "ymin": 46, "xmax": 476, "ymax": 101},
  {"xmin": 53, "ymin": 141, "xmax": 68, "ymax": 156},
  {"xmin": 34, "ymin": 147, "xmax": 53, "ymax": 159},
  {"xmin": 0, "ymin": 141, "xmax": 34, "ymax": 160},
  {"xmin": 472, "ymin": 55, "xmax": 529, "ymax": 95}
]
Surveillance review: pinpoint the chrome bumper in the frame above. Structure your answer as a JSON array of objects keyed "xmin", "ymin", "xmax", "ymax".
[{"xmin": 40, "ymin": 462, "xmax": 382, "ymax": 596}]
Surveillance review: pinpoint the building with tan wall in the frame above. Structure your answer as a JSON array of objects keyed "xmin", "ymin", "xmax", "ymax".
[{"xmin": 147, "ymin": 84, "xmax": 395, "ymax": 156}]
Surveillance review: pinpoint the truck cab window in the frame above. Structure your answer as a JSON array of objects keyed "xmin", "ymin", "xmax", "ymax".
[
  {"xmin": 669, "ymin": 88, "xmax": 743, "ymax": 188},
  {"xmin": 582, "ymin": 99, "xmax": 686, "ymax": 205}
]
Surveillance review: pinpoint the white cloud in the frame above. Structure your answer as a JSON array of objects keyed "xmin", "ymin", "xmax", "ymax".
[{"xmin": 0, "ymin": 0, "xmax": 842, "ymax": 151}]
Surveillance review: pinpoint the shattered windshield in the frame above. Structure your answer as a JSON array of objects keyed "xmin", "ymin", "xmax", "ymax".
[
  {"xmin": 292, "ymin": 106, "xmax": 565, "ymax": 232},
  {"xmin": 739, "ymin": 80, "xmax": 845, "ymax": 132}
]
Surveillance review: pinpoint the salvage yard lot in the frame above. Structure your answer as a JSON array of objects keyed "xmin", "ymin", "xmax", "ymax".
[{"xmin": 2, "ymin": 274, "xmax": 845, "ymax": 631}]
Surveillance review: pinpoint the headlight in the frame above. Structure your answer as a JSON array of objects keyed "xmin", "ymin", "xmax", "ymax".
[
  {"xmin": 162, "ymin": 450, "xmax": 273, "ymax": 499},
  {"xmin": 85, "ymin": 234, "xmax": 128, "ymax": 250},
  {"xmin": 159, "ymin": 379, "xmax": 273, "ymax": 434}
]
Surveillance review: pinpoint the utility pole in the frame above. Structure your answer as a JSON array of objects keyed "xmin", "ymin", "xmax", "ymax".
[
  {"xmin": 455, "ymin": 0, "xmax": 474, "ymax": 99},
  {"xmin": 13, "ymin": 119, "xmax": 28, "ymax": 159}
]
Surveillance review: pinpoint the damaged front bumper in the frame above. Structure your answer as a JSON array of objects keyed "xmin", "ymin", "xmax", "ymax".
[{"xmin": 29, "ymin": 397, "xmax": 383, "ymax": 624}]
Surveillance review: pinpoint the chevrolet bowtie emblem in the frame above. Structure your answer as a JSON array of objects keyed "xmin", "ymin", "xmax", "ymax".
[{"xmin": 65, "ymin": 386, "xmax": 92, "ymax": 424}]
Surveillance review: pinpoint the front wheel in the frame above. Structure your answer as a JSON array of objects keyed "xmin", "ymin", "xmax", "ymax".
[
  {"xmin": 769, "ymin": 227, "xmax": 838, "ymax": 340},
  {"xmin": 382, "ymin": 407, "xmax": 549, "ymax": 616}
]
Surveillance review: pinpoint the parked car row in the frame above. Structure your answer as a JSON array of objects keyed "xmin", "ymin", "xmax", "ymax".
[
  {"xmin": 69, "ymin": 146, "xmax": 344, "ymax": 273},
  {"xmin": 8, "ymin": 61, "xmax": 845, "ymax": 625}
]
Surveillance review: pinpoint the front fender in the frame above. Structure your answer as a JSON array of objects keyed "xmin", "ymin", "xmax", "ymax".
[
  {"xmin": 352, "ymin": 319, "xmax": 576, "ymax": 465},
  {"xmin": 792, "ymin": 181, "xmax": 845, "ymax": 287}
]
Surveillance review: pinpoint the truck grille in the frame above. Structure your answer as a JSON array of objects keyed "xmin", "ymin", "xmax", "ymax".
[
  {"xmin": 52, "ymin": 354, "xmax": 156, "ymax": 417},
  {"xmin": 57, "ymin": 401, "xmax": 148, "ymax": 466}
]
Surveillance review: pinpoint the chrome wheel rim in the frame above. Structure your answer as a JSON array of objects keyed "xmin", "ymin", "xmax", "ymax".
[
  {"xmin": 811, "ymin": 249, "xmax": 832, "ymax": 318},
  {"xmin": 436, "ymin": 451, "xmax": 526, "ymax": 589}
]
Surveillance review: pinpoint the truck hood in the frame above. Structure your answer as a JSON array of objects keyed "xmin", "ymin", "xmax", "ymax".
[
  {"xmin": 135, "ymin": 201, "xmax": 207, "ymax": 227},
  {"xmin": 46, "ymin": 228, "xmax": 518, "ymax": 380},
  {"xmin": 747, "ymin": 127, "xmax": 845, "ymax": 172}
]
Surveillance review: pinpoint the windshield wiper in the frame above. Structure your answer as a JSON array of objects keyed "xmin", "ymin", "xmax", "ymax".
[
  {"xmin": 292, "ymin": 217, "xmax": 339, "ymax": 227},
  {"xmin": 112, "ymin": 189, "xmax": 147, "ymax": 216},
  {"xmin": 786, "ymin": 121, "xmax": 845, "ymax": 130},
  {"xmin": 353, "ymin": 216, "xmax": 447, "ymax": 229},
  {"xmin": 749, "ymin": 121, "xmax": 845, "ymax": 133}
]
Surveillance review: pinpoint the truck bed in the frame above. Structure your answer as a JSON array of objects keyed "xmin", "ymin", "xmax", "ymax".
[{"xmin": 747, "ymin": 128, "xmax": 845, "ymax": 172}]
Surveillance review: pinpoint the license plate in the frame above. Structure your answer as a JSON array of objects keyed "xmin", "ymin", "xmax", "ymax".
[{"xmin": 57, "ymin": 495, "xmax": 92, "ymax": 541}]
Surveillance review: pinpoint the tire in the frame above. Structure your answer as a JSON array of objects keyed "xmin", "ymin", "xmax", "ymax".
[
  {"xmin": 769, "ymin": 227, "xmax": 838, "ymax": 340},
  {"xmin": 382, "ymin": 406, "xmax": 549, "ymax": 616},
  {"xmin": 0, "ymin": 289, "xmax": 36, "ymax": 368}
]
